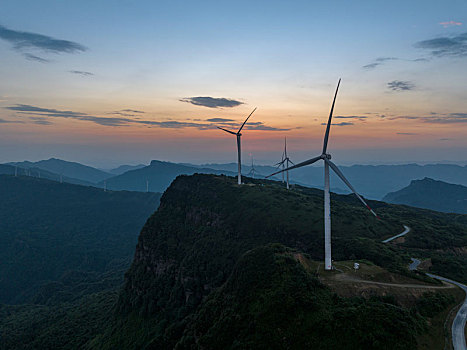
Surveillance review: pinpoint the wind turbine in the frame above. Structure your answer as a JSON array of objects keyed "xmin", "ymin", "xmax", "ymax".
[
  {"xmin": 274, "ymin": 137, "xmax": 294, "ymax": 190},
  {"xmin": 248, "ymin": 154, "xmax": 258, "ymax": 179},
  {"xmin": 267, "ymin": 79, "xmax": 378, "ymax": 271},
  {"xmin": 217, "ymin": 108, "xmax": 257, "ymax": 185}
]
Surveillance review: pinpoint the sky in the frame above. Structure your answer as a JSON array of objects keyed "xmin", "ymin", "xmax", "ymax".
[{"xmin": 0, "ymin": 0, "xmax": 466, "ymax": 168}]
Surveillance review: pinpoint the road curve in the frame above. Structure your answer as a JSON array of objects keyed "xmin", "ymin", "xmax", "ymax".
[
  {"xmin": 386, "ymin": 237, "xmax": 467, "ymax": 350},
  {"xmin": 408, "ymin": 259, "xmax": 466, "ymax": 350},
  {"xmin": 425, "ymin": 273, "xmax": 467, "ymax": 350},
  {"xmin": 382, "ymin": 225, "xmax": 411, "ymax": 243}
]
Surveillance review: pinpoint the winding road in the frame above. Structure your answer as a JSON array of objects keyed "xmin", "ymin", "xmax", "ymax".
[
  {"xmin": 381, "ymin": 225, "xmax": 411, "ymax": 243},
  {"xmin": 383, "ymin": 230, "xmax": 467, "ymax": 350}
]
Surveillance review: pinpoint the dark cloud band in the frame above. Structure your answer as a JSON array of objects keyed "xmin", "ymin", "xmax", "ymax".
[
  {"xmin": 415, "ymin": 32, "xmax": 467, "ymax": 57},
  {"xmin": 5, "ymin": 104, "xmax": 288, "ymax": 130},
  {"xmin": 0, "ymin": 24, "xmax": 87, "ymax": 54},
  {"xmin": 180, "ymin": 96, "xmax": 243, "ymax": 108}
]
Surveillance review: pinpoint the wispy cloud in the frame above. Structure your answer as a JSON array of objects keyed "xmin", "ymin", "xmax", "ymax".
[
  {"xmin": 396, "ymin": 132, "xmax": 418, "ymax": 135},
  {"xmin": 69, "ymin": 70, "xmax": 94, "ymax": 77},
  {"xmin": 23, "ymin": 53, "xmax": 50, "ymax": 63},
  {"xmin": 320, "ymin": 122, "xmax": 354, "ymax": 126},
  {"xmin": 29, "ymin": 116, "xmax": 53, "ymax": 125},
  {"xmin": 180, "ymin": 96, "xmax": 243, "ymax": 108},
  {"xmin": 0, "ymin": 118, "xmax": 22, "ymax": 124},
  {"xmin": 111, "ymin": 109, "xmax": 145, "ymax": 117},
  {"xmin": 439, "ymin": 21, "xmax": 462, "ymax": 28},
  {"xmin": 334, "ymin": 115, "xmax": 367, "ymax": 120},
  {"xmin": 387, "ymin": 80, "xmax": 415, "ymax": 91},
  {"xmin": 362, "ymin": 56, "xmax": 428, "ymax": 70},
  {"xmin": 121, "ymin": 109, "xmax": 144, "ymax": 114},
  {"xmin": 0, "ymin": 24, "xmax": 87, "ymax": 54},
  {"xmin": 206, "ymin": 117, "xmax": 235, "ymax": 123},
  {"xmin": 362, "ymin": 57, "xmax": 398, "ymax": 69},
  {"xmin": 390, "ymin": 113, "xmax": 467, "ymax": 124},
  {"xmin": 5, "ymin": 104, "xmax": 287, "ymax": 130},
  {"xmin": 415, "ymin": 32, "xmax": 467, "ymax": 57}
]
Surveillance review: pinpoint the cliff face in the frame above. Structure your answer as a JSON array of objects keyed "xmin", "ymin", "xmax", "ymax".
[{"xmin": 116, "ymin": 174, "xmax": 392, "ymax": 321}]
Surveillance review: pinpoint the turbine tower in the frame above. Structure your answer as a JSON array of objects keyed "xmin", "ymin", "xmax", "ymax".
[
  {"xmin": 248, "ymin": 155, "xmax": 258, "ymax": 179},
  {"xmin": 218, "ymin": 108, "xmax": 257, "ymax": 185},
  {"xmin": 274, "ymin": 137, "xmax": 294, "ymax": 190},
  {"xmin": 267, "ymin": 79, "xmax": 378, "ymax": 270}
]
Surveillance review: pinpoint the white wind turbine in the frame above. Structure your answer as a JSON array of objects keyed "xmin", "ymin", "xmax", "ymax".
[
  {"xmin": 267, "ymin": 79, "xmax": 378, "ymax": 270},
  {"xmin": 274, "ymin": 137, "xmax": 294, "ymax": 190},
  {"xmin": 218, "ymin": 108, "xmax": 257, "ymax": 185},
  {"xmin": 247, "ymin": 154, "xmax": 258, "ymax": 179}
]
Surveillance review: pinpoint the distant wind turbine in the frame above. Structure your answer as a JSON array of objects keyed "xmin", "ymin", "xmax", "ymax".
[
  {"xmin": 218, "ymin": 108, "xmax": 257, "ymax": 185},
  {"xmin": 248, "ymin": 154, "xmax": 258, "ymax": 179},
  {"xmin": 267, "ymin": 79, "xmax": 378, "ymax": 271},
  {"xmin": 274, "ymin": 137, "xmax": 294, "ymax": 190}
]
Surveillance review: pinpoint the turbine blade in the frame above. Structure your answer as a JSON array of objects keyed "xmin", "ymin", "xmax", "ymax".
[
  {"xmin": 266, "ymin": 155, "xmax": 321, "ymax": 178},
  {"xmin": 288, "ymin": 158, "xmax": 295, "ymax": 166},
  {"xmin": 238, "ymin": 107, "xmax": 257, "ymax": 133},
  {"xmin": 217, "ymin": 126, "xmax": 237, "ymax": 135},
  {"xmin": 326, "ymin": 159, "xmax": 379, "ymax": 218},
  {"xmin": 322, "ymin": 78, "xmax": 341, "ymax": 154}
]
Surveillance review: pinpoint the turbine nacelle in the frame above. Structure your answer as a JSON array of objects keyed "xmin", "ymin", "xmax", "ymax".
[{"xmin": 321, "ymin": 153, "xmax": 331, "ymax": 160}]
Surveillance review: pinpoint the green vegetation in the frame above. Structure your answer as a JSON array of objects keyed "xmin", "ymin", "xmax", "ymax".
[
  {"xmin": 0, "ymin": 291, "xmax": 117, "ymax": 350},
  {"xmin": 1, "ymin": 173, "xmax": 465, "ymax": 349},
  {"xmin": 98, "ymin": 174, "xmax": 466, "ymax": 348},
  {"xmin": 174, "ymin": 244, "xmax": 425, "ymax": 350},
  {"xmin": 0, "ymin": 175, "xmax": 160, "ymax": 304},
  {"xmin": 383, "ymin": 177, "xmax": 467, "ymax": 214}
]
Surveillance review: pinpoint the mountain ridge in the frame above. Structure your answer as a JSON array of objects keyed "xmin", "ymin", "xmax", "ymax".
[{"xmin": 383, "ymin": 177, "xmax": 467, "ymax": 214}]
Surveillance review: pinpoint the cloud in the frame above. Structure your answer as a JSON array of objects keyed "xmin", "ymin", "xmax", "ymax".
[
  {"xmin": 387, "ymin": 80, "xmax": 415, "ymax": 91},
  {"xmin": 396, "ymin": 132, "xmax": 417, "ymax": 135},
  {"xmin": 23, "ymin": 53, "xmax": 50, "ymax": 63},
  {"xmin": 29, "ymin": 117, "xmax": 53, "ymax": 125},
  {"xmin": 390, "ymin": 113, "xmax": 467, "ymax": 124},
  {"xmin": 0, "ymin": 118, "xmax": 22, "ymax": 124},
  {"xmin": 334, "ymin": 115, "xmax": 367, "ymax": 120},
  {"xmin": 439, "ymin": 21, "xmax": 462, "ymax": 28},
  {"xmin": 180, "ymin": 96, "xmax": 243, "ymax": 108},
  {"xmin": 362, "ymin": 56, "xmax": 428, "ymax": 70},
  {"xmin": 362, "ymin": 57, "xmax": 399, "ymax": 69},
  {"xmin": 320, "ymin": 122, "xmax": 354, "ymax": 126},
  {"xmin": 0, "ymin": 24, "xmax": 87, "ymax": 54},
  {"xmin": 5, "ymin": 104, "xmax": 286, "ymax": 130},
  {"xmin": 69, "ymin": 70, "xmax": 94, "ymax": 77},
  {"xmin": 111, "ymin": 109, "xmax": 145, "ymax": 117},
  {"xmin": 206, "ymin": 117, "xmax": 235, "ymax": 123},
  {"xmin": 121, "ymin": 109, "xmax": 144, "ymax": 114},
  {"xmin": 244, "ymin": 122, "xmax": 290, "ymax": 131},
  {"xmin": 415, "ymin": 32, "xmax": 467, "ymax": 57}
]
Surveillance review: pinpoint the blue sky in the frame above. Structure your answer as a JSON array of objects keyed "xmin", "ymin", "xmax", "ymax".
[{"xmin": 0, "ymin": 0, "xmax": 466, "ymax": 167}]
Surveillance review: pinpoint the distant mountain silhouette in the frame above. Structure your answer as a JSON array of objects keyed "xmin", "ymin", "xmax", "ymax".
[
  {"xmin": 106, "ymin": 164, "xmax": 146, "ymax": 175},
  {"xmin": 100, "ymin": 160, "xmax": 239, "ymax": 192},
  {"xmin": 192, "ymin": 162, "xmax": 467, "ymax": 199},
  {"xmin": 383, "ymin": 177, "xmax": 467, "ymax": 214},
  {"xmin": 8, "ymin": 158, "xmax": 112, "ymax": 183},
  {"xmin": 0, "ymin": 163, "xmax": 94, "ymax": 186}
]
